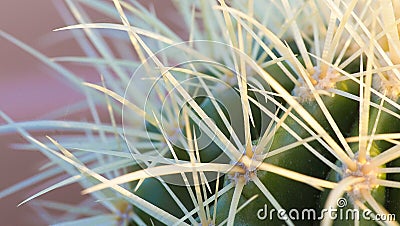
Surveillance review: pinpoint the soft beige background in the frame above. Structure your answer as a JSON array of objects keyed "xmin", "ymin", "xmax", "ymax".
[{"xmin": 0, "ymin": 0, "xmax": 179, "ymax": 225}]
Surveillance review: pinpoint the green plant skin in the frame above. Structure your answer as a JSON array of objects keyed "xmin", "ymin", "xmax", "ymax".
[
  {"xmin": 263, "ymin": 61, "xmax": 296, "ymax": 96},
  {"xmin": 129, "ymin": 167, "xmax": 223, "ymax": 226},
  {"xmin": 214, "ymin": 78, "xmax": 359, "ymax": 225},
  {"xmin": 387, "ymin": 158, "xmax": 400, "ymax": 221},
  {"xmin": 214, "ymin": 188, "xmax": 267, "ymax": 225},
  {"xmin": 317, "ymin": 92, "xmax": 400, "ymax": 225},
  {"xmin": 129, "ymin": 73, "xmax": 274, "ymax": 225},
  {"xmin": 133, "ymin": 65, "xmax": 362, "ymax": 225},
  {"xmin": 129, "ymin": 122, "xmax": 195, "ymax": 225},
  {"xmin": 131, "ymin": 90, "xmax": 242, "ymax": 225},
  {"xmin": 195, "ymin": 76, "xmax": 276, "ymax": 146},
  {"xmin": 347, "ymin": 95, "xmax": 400, "ymax": 221},
  {"xmin": 143, "ymin": 91, "xmax": 234, "ymax": 163},
  {"xmin": 189, "ymin": 90, "xmax": 240, "ymax": 162},
  {"xmin": 318, "ymin": 144, "xmax": 386, "ymax": 226},
  {"xmin": 132, "ymin": 177, "xmax": 194, "ymax": 225},
  {"xmin": 363, "ymin": 97, "xmax": 400, "ymax": 151},
  {"xmin": 374, "ymin": 98, "xmax": 400, "ymax": 220}
]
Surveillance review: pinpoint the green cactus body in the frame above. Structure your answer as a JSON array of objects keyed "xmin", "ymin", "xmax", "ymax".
[
  {"xmin": 375, "ymin": 98, "xmax": 400, "ymax": 219},
  {"xmin": 132, "ymin": 178, "xmax": 194, "ymax": 225},
  {"xmin": 213, "ymin": 76, "xmax": 359, "ymax": 225},
  {"xmin": 263, "ymin": 61, "xmax": 296, "ymax": 95},
  {"xmin": 318, "ymin": 146, "xmax": 386, "ymax": 226},
  {"xmin": 317, "ymin": 91, "xmax": 400, "ymax": 225},
  {"xmin": 348, "ymin": 92, "xmax": 400, "ymax": 221}
]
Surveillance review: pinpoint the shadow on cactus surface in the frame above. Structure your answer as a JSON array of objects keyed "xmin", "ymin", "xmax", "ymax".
[{"xmin": 1, "ymin": 0, "xmax": 400, "ymax": 225}]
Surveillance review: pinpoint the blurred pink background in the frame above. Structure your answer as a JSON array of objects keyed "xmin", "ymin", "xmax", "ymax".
[
  {"xmin": 0, "ymin": 1, "xmax": 89, "ymax": 225},
  {"xmin": 0, "ymin": 0, "xmax": 179, "ymax": 225}
]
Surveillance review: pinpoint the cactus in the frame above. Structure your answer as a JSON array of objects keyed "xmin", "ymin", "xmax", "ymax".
[{"xmin": 1, "ymin": 0, "xmax": 400, "ymax": 225}]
